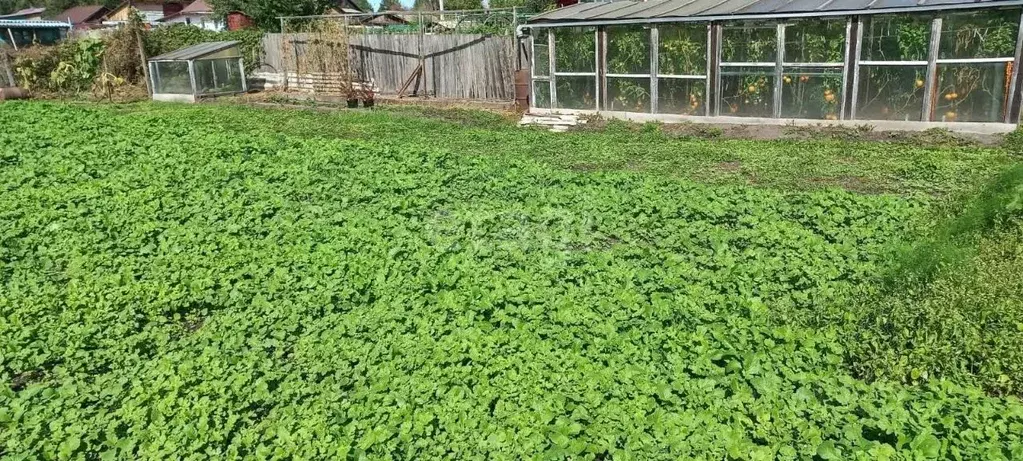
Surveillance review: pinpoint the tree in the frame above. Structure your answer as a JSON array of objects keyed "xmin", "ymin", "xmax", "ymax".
[
  {"xmin": 378, "ymin": 0, "xmax": 403, "ymax": 11},
  {"xmin": 488, "ymin": 0, "xmax": 553, "ymax": 13},
  {"xmin": 350, "ymin": 0, "xmax": 372, "ymax": 13},
  {"xmin": 411, "ymin": 0, "xmax": 436, "ymax": 11},
  {"xmin": 442, "ymin": 0, "xmax": 479, "ymax": 10},
  {"xmin": 209, "ymin": 0, "xmax": 335, "ymax": 31}
]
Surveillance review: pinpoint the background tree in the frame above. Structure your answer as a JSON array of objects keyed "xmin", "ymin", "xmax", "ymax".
[
  {"xmin": 412, "ymin": 0, "xmax": 437, "ymax": 11},
  {"xmin": 378, "ymin": 0, "xmax": 404, "ymax": 11},
  {"xmin": 350, "ymin": 0, "xmax": 372, "ymax": 13},
  {"xmin": 488, "ymin": 0, "xmax": 553, "ymax": 13},
  {"xmin": 209, "ymin": 0, "xmax": 334, "ymax": 31},
  {"xmin": 442, "ymin": 0, "xmax": 479, "ymax": 10}
]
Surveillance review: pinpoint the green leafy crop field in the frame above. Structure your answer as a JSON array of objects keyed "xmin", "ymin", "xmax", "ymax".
[{"xmin": 1, "ymin": 102, "xmax": 1021, "ymax": 459}]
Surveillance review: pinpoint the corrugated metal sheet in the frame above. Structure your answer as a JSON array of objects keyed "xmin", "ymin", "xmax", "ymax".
[
  {"xmin": 0, "ymin": 19, "xmax": 72, "ymax": 28},
  {"xmin": 150, "ymin": 41, "xmax": 240, "ymax": 61},
  {"xmin": 528, "ymin": 0, "xmax": 1022, "ymax": 24}
]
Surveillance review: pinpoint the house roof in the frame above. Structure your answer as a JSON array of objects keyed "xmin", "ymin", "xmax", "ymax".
[
  {"xmin": 53, "ymin": 5, "xmax": 107, "ymax": 24},
  {"xmin": 361, "ymin": 13, "xmax": 409, "ymax": 25},
  {"xmin": 0, "ymin": 7, "xmax": 46, "ymax": 19},
  {"xmin": 331, "ymin": 0, "xmax": 367, "ymax": 14},
  {"xmin": 180, "ymin": 0, "xmax": 212, "ymax": 14},
  {"xmin": 157, "ymin": 0, "xmax": 212, "ymax": 20},
  {"xmin": 149, "ymin": 40, "xmax": 238, "ymax": 60},
  {"xmin": 527, "ymin": 0, "xmax": 1023, "ymax": 26},
  {"xmin": 0, "ymin": 19, "xmax": 72, "ymax": 28},
  {"xmin": 107, "ymin": 0, "xmax": 180, "ymax": 16}
]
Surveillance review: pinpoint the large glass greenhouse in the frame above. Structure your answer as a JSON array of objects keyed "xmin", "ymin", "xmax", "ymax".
[{"xmin": 523, "ymin": 0, "xmax": 1023, "ymax": 125}]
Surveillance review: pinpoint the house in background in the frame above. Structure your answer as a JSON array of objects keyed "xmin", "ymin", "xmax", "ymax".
[
  {"xmin": 324, "ymin": 0, "xmax": 366, "ymax": 15},
  {"xmin": 0, "ymin": 7, "xmax": 46, "ymax": 21},
  {"xmin": 0, "ymin": 18, "xmax": 71, "ymax": 49},
  {"xmin": 157, "ymin": 0, "xmax": 223, "ymax": 31},
  {"xmin": 53, "ymin": 5, "xmax": 109, "ymax": 29},
  {"xmin": 104, "ymin": 0, "xmax": 184, "ymax": 26}
]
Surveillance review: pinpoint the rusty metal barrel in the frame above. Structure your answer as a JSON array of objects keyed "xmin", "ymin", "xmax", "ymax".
[
  {"xmin": 514, "ymin": 70, "xmax": 529, "ymax": 111},
  {"xmin": 0, "ymin": 87, "xmax": 29, "ymax": 101}
]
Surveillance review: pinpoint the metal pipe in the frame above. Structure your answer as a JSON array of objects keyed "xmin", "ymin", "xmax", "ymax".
[
  {"xmin": 839, "ymin": 16, "xmax": 852, "ymax": 120},
  {"xmin": 1009, "ymin": 11, "xmax": 1023, "ymax": 123},
  {"xmin": 773, "ymin": 23, "xmax": 784, "ymax": 118},
  {"xmin": 6, "ymin": 28, "xmax": 17, "ymax": 51},
  {"xmin": 850, "ymin": 16, "xmax": 864, "ymax": 120},
  {"xmin": 713, "ymin": 23, "xmax": 723, "ymax": 116},
  {"xmin": 239, "ymin": 58, "xmax": 247, "ymax": 92},
  {"xmin": 187, "ymin": 60, "xmax": 197, "ymax": 97},
  {"xmin": 704, "ymin": 23, "xmax": 712, "ymax": 116},
  {"xmin": 599, "ymin": 26, "xmax": 607, "ymax": 111},
  {"xmin": 650, "ymin": 25, "xmax": 659, "ymax": 113},
  {"xmin": 660, "ymin": 74, "xmax": 708, "ymax": 79},
  {"xmin": 594, "ymin": 28, "xmax": 600, "ymax": 110},
  {"xmin": 921, "ymin": 17, "xmax": 942, "ymax": 121},
  {"xmin": 857, "ymin": 60, "xmax": 929, "ymax": 66},
  {"xmin": 549, "ymin": 29, "xmax": 557, "ymax": 108},
  {"xmin": 529, "ymin": 34, "xmax": 537, "ymax": 108},
  {"xmin": 935, "ymin": 57, "xmax": 1014, "ymax": 64},
  {"xmin": 720, "ymin": 62, "xmax": 776, "ymax": 67}
]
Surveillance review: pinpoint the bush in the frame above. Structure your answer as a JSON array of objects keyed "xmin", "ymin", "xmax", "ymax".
[{"xmin": 12, "ymin": 39, "xmax": 103, "ymax": 93}]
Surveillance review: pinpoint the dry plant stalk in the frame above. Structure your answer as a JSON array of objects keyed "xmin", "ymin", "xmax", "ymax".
[{"xmin": 281, "ymin": 18, "xmax": 353, "ymax": 95}]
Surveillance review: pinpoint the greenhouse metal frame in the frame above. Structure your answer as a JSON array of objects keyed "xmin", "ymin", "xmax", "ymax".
[
  {"xmin": 522, "ymin": 0, "xmax": 1023, "ymax": 125},
  {"xmin": 148, "ymin": 40, "xmax": 248, "ymax": 103}
]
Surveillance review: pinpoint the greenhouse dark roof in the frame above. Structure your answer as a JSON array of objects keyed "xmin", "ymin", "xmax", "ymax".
[
  {"xmin": 150, "ymin": 41, "xmax": 240, "ymax": 61},
  {"xmin": 528, "ymin": 0, "xmax": 1023, "ymax": 25}
]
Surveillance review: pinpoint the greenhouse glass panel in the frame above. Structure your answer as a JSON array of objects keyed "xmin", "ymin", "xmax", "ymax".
[
  {"xmin": 534, "ymin": 80, "xmax": 551, "ymax": 108},
  {"xmin": 720, "ymin": 67, "xmax": 775, "ymax": 117},
  {"xmin": 554, "ymin": 27, "xmax": 596, "ymax": 73},
  {"xmin": 153, "ymin": 61, "xmax": 192, "ymax": 95},
  {"xmin": 856, "ymin": 65, "xmax": 926, "ymax": 121},
  {"xmin": 722, "ymin": 23, "xmax": 777, "ymax": 63},
  {"xmin": 784, "ymin": 19, "xmax": 846, "ymax": 63},
  {"xmin": 781, "ymin": 67, "xmax": 843, "ymax": 119},
  {"xmin": 194, "ymin": 59, "xmax": 243, "ymax": 95},
  {"xmin": 934, "ymin": 63, "xmax": 1011, "ymax": 122},
  {"xmin": 607, "ymin": 77, "xmax": 650, "ymax": 112},
  {"xmin": 861, "ymin": 14, "xmax": 932, "ymax": 62},
  {"xmin": 555, "ymin": 76, "xmax": 597, "ymax": 110},
  {"xmin": 607, "ymin": 26, "xmax": 650, "ymax": 75},
  {"xmin": 659, "ymin": 24, "xmax": 707, "ymax": 75},
  {"xmin": 534, "ymin": 34, "xmax": 550, "ymax": 77},
  {"xmin": 939, "ymin": 9, "xmax": 1019, "ymax": 59},
  {"xmin": 658, "ymin": 78, "xmax": 705, "ymax": 115}
]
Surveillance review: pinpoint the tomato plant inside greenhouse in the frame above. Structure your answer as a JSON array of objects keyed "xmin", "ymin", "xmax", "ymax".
[{"xmin": 526, "ymin": 0, "xmax": 1023, "ymax": 124}]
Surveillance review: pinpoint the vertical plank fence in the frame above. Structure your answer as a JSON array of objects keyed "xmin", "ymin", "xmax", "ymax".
[{"xmin": 261, "ymin": 33, "xmax": 516, "ymax": 101}]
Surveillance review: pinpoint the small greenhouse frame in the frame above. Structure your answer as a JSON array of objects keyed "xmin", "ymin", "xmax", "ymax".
[
  {"xmin": 522, "ymin": 0, "xmax": 1023, "ymax": 126},
  {"xmin": 148, "ymin": 40, "xmax": 247, "ymax": 103}
]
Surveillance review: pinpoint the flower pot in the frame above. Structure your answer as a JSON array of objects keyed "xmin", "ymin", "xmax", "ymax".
[
  {"xmin": 362, "ymin": 99, "xmax": 375, "ymax": 108},
  {"xmin": 346, "ymin": 98, "xmax": 359, "ymax": 108}
]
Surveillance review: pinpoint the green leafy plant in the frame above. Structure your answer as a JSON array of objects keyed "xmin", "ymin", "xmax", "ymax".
[{"xmin": 1, "ymin": 101, "xmax": 1021, "ymax": 460}]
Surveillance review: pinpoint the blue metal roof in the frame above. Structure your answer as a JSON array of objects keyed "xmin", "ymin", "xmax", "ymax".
[{"xmin": 0, "ymin": 19, "xmax": 72, "ymax": 28}]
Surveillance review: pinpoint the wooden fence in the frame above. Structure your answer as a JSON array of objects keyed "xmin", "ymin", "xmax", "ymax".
[{"xmin": 261, "ymin": 33, "xmax": 516, "ymax": 101}]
